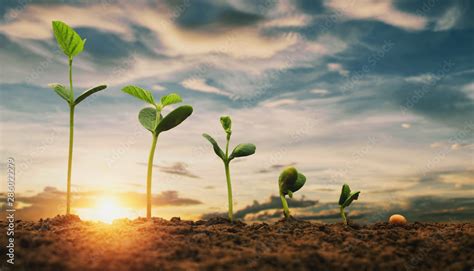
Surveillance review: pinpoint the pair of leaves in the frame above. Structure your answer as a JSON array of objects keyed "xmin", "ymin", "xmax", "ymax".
[
  {"xmin": 202, "ymin": 133, "xmax": 256, "ymax": 162},
  {"xmin": 338, "ymin": 184, "xmax": 360, "ymax": 208},
  {"xmin": 52, "ymin": 21, "xmax": 86, "ymax": 59},
  {"xmin": 122, "ymin": 85, "xmax": 182, "ymax": 109},
  {"xmin": 139, "ymin": 106, "xmax": 193, "ymax": 134},
  {"xmin": 279, "ymin": 167, "xmax": 306, "ymax": 197},
  {"xmin": 48, "ymin": 83, "xmax": 107, "ymax": 106}
]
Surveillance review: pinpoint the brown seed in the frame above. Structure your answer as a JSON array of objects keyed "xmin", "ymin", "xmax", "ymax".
[{"xmin": 389, "ymin": 214, "xmax": 407, "ymax": 225}]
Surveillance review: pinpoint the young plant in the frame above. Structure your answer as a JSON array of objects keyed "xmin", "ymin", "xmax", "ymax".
[
  {"xmin": 278, "ymin": 167, "xmax": 306, "ymax": 218},
  {"xmin": 338, "ymin": 184, "xmax": 360, "ymax": 225},
  {"xmin": 202, "ymin": 116, "xmax": 256, "ymax": 222},
  {"xmin": 122, "ymin": 85, "xmax": 193, "ymax": 219},
  {"xmin": 48, "ymin": 21, "xmax": 107, "ymax": 215}
]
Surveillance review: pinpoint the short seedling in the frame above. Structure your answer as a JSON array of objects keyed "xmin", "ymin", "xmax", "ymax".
[
  {"xmin": 278, "ymin": 167, "xmax": 306, "ymax": 218},
  {"xmin": 48, "ymin": 21, "xmax": 107, "ymax": 215},
  {"xmin": 122, "ymin": 85, "xmax": 193, "ymax": 219},
  {"xmin": 338, "ymin": 184, "xmax": 360, "ymax": 225},
  {"xmin": 202, "ymin": 116, "xmax": 256, "ymax": 222}
]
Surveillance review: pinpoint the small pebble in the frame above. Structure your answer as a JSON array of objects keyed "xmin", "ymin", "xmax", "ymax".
[{"xmin": 389, "ymin": 214, "xmax": 407, "ymax": 225}]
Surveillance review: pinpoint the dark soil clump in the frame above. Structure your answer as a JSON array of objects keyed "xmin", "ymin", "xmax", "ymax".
[{"xmin": 0, "ymin": 216, "xmax": 472, "ymax": 271}]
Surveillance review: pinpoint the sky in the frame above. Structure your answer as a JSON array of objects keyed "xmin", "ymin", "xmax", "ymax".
[{"xmin": 0, "ymin": 0, "xmax": 473, "ymax": 223}]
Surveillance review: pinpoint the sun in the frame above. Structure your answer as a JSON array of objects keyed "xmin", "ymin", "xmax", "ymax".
[{"xmin": 76, "ymin": 196, "xmax": 138, "ymax": 223}]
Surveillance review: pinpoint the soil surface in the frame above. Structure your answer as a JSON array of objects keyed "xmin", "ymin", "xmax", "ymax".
[{"xmin": 0, "ymin": 215, "xmax": 473, "ymax": 271}]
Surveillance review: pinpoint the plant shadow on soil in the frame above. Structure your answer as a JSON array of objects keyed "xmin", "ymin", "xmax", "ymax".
[{"xmin": 0, "ymin": 215, "xmax": 473, "ymax": 271}]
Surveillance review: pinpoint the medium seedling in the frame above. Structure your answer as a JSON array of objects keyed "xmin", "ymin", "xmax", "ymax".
[
  {"xmin": 122, "ymin": 85, "xmax": 193, "ymax": 219},
  {"xmin": 278, "ymin": 167, "xmax": 306, "ymax": 218},
  {"xmin": 202, "ymin": 116, "xmax": 256, "ymax": 222},
  {"xmin": 48, "ymin": 21, "xmax": 107, "ymax": 215},
  {"xmin": 338, "ymin": 183, "xmax": 360, "ymax": 225}
]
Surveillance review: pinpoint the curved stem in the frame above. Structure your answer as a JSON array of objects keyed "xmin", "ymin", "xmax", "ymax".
[
  {"xmin": 146, "ymin": 134, "xmax": 158, "ymax": 219},
  {"xmin": 340, "ymin": 206, "xmax": 347, "ymax": 225},
  {"xmin": 66, "ymin": 57, "xmax": 74, "ymax": 215},
  {"xmin": 280, "ymin": 192, "xmax": 290, "ymax": 218}
]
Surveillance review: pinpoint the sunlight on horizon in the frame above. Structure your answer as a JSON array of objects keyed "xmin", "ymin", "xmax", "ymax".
[{"xmin": 75, "ymin": 196, "xmax": 140, "ymax": 223}]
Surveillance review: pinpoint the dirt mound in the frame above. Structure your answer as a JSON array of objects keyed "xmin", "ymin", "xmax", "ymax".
[{"xmin": 0, "ymin": 217, "xmax": 472, "ymax": 271}]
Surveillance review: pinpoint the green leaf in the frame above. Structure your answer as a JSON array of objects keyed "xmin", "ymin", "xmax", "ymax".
[
  {"xmin": 74, "ymin": 85, "xmax": 107, "ymax": 105},
  {"xmin": 229, "ymin": 143, "xmax": 255, "ymax": 160},
  {"xmin": 342, "ymin": 191, "xmax": 360, "ymax": 208},
  {"xmin": 338, "ymin": 184, "xmax": 351, "ymax": 206},
  {"xmin": 139, "ymin": 107, "xmax": 158, "ymax": 132},
  {"xmin": 289, "ymin": 173, "xmax": 306, "ymax": 193},
  {"xmin": 155, "ymin": 105, "xmax": 193, "ymax": 134},
  {"xmin": 202, "ymin": 133, "xmax": 225, "ymax": 160},
  {"xmin": 160, "ymin": 93, "xmax": 182, "ymax": 107},
  {"xmin": 279, "ymin": 167, "xmax": 297, "ymax": 194},
  {"xmin": 52, "ymin": 21, "xmax": 86, "ymax": 58},
  {"xmin": 220, "ymin": 115, "xmax": 232, "ymax": 134},
  {"xmin": 122, "ymin": 85, "xmax": 155, "ymax": 105},
  {"xmin": 48, "ymin": 83, "xmax": 71, "ymax": 102}
]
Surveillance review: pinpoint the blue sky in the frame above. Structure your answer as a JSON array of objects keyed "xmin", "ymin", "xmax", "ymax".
[{"xmin": 0, "ymin": 0, "xmax": 473, "ymax": 222}]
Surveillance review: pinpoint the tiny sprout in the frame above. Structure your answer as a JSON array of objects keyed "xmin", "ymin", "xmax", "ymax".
[
  {"xmin": 48, "ymin": 21, "xmax": 107, "ymax": 215},
  {"xmin": 122, "ymin": 85, "xmax": 193, "ymax": 219},
  {"xmin": 338, "ymin": 184, "xmax": 360, "ymax": 225},
  {"xmin": 278, "ymin": 167, "xmax": 306, "ymax": 218},
  {"xmin": 202, "ymin": 116, "xmax": 256, "ymax": 222}
]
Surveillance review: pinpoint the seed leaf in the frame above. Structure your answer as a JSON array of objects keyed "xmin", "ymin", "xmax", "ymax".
[
  {"xmin": 338, "ymin": 184, "xmax": 351, "ymax": 206},
  {"xmin": 48, "ymin": 83, "xmax": 71, "ymax": 102},
  {"xmin": 289, "ymin": 173, "xmax": 306, "ymax": 193},
  {"xmin": 160, "ymin": 93, "xmax": 182, "ymax": 107},
  {"xmin": 155, "ymin": 105, "xmax": 193, "ymax": 134},
  {"xmin": 138, "ymin": 107, "xmax": 158, "ymax": 132},
  {"xmin": 74, "ymin": 85, "xmax": 107, "ymax": 105},
  {"xmin": 202, "ymin": 133, "xmax": 225, "ymax": 160},
  {"xmin": 279, "ymin": 167, "xmax": 298, "ymax": 194},
  {"xmin": 229, "ymin": 143, "xmax": 255, "ymax": 160},
  {"xmin": 220, "ymin": 116, "xmax": 232, "ymax": 134},
  {"xmin": 122, "ymin": 85, "xmax": 155, "ymax": 105},
  {"xmin": 342, "ymin": 191, "xmax": 360, "ymax": 208},
  {"xmin": 52, "ymin": 21, "xmax": 86, "ymax": 59}
]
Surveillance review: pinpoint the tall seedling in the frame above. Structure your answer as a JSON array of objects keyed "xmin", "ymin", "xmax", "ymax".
[
  {"xmin": 122, "ymin": 85, "xmax": 193, "ymax": 219},
  {"xmin": 48, "ymin": 21, "xmax": 107, "ymax": 214},
  {"xmin": 203, "ymin": 116, "xmax": 256, "ymax": 222}
]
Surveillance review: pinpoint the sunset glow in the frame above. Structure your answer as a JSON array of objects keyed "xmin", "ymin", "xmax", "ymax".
[{"xmin": 76, "ymin": 196, "xmax": 138, "ymax": 224}]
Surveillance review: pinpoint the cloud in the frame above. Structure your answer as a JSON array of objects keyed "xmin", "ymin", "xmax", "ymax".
[
  {"xmin": 401, "ymin": 123, "xmax": 411, "ymax": 129},
  {"xmin": 256, "ymin": 162, "xmax": 297, "ymax": 173},
  {"xmin": 310, "ymin": 88, "xmax": 329, "ymax": 95},
  {"xmin": 151, "ymin": 84, "xmax": 166, "ymax": 91},
  {"xmin": 434, "ymin": 6, "xmax": 461, "ymax": 31},
  {"xmin": 156, "ymin": 162, "xmax": 199, "ymax": 179},
  {"xmin": 181, "ymin": 78, "xmax": 230, "ymax": 96},
  {"xmin": 327, "ymin": 62, "xmax": 349, "ymax": 76},
  {"xmin": 325, "ymin": 0, "xmax": 427, "ymax": 30},
  {"xmin": 261, "ymin": 98, "xmax": 297, "ymax": 108}
]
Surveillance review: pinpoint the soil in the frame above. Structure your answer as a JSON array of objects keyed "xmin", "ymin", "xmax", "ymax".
[{"xmin": 0, "ymin": 215, "xmax": 473, "ymax": 271}]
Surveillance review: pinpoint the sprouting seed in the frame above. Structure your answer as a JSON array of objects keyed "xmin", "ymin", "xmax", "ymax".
[
  {"xmin": 202, "ymin": 116, "xmax": 256, "ymax": 222},
  {"xmin": 278, "ymin": 167, "xmax": 306, "ymax": 218},
  {"xmin": 122, "ymin": 85, "xmax": 192, "ymax": 219},
  {"xmin": 338, "ymin": 183, "xmax": 360, "ymax": 225},
  {"xmin": 48, "ymin": 21, "xmax": 107, "ymax": 215}
]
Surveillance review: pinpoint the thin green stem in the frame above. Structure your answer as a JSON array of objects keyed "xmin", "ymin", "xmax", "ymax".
[
  {"xmin": 280, "ymin": 193, "xmax": 290, "ymax": 218},
  {"xmin": 224, "ymin": 133, "xmax": 233, "ymax": 222},
  {"xmin": 66, "ymin": 105, "xmax": 74, "ymax": 215},
  {"xmin": 146, "ymin": 134, "xmax": 158, "ymax": 219},
  {"xmin": 340, "ymin": 206, "xmax": 347, "ymax": 225},
  {"xmin": 66, "ymin": 57, "xmax": 74, "ymax": 215}
]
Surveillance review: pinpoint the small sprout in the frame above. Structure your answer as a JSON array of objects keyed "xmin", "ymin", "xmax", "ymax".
[
  {"xmin": 338, "ymin": 184, "xmax": 360, "ymax": 225},
  {"xmin": 389, "ymin": 214, "xmax": 407, "ymax": 225},
  {"xmin": 122, "ymin": 85, "xmax": 193, "ymax": 219},
  {"xmin": 278, "ymin": 167, "xmax": 306, "ymax": 218},
  {"xmin": 48, "ymin": 21, "xmax": 107, "ymax": 215},
  {"xmin": 202, "ymin": 116, "xmax": 256, "ymax": 222}
]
